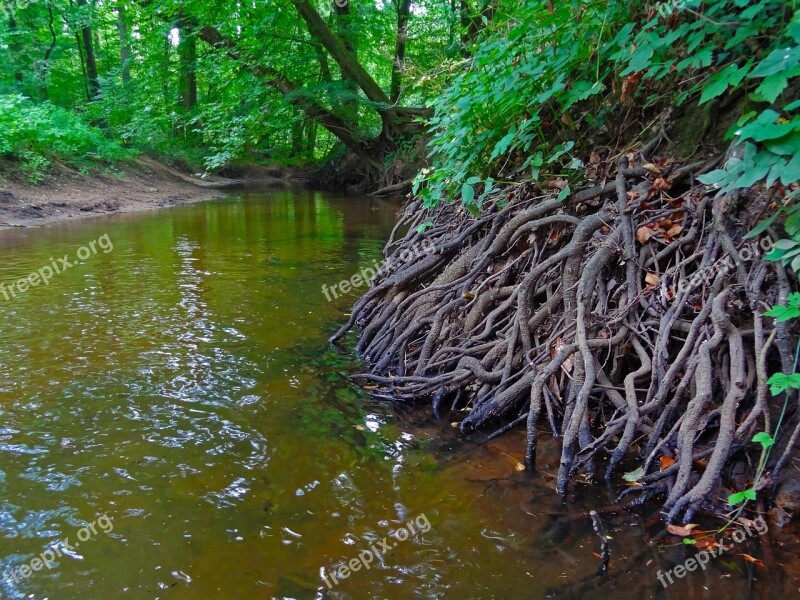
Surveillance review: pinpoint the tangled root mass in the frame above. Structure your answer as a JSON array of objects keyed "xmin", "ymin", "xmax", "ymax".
[{"xmin": 332, "ymin": 151, "xmax": 798, "ymax": 524}]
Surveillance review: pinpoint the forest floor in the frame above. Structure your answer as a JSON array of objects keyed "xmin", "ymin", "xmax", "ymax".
[{"xmin": 0, "ymin": 157, "xmax": 294, "ymax": 229}]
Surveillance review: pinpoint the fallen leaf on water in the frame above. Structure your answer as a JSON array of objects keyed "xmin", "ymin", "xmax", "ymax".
[
  {"xmin": 667, "ymin": 523, "xmax": 699, "ymax": 537},
  {"xmin": 696, "ymin": 538, "xmax": 719, "ymax": 550},
  {"xmin": 354, "ymin": 425, "xmax": 365, "ymax": 431},
  {"xmin": 738, "ymin": 553, "xmax": 765, "ymax": 567}
]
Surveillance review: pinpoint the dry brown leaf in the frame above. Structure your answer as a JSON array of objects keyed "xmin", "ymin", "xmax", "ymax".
[
  {"xmin": 643, "ymin": 163, "xmax": 662, "ymax": 176},
  {"xmin": 645, "ymin": 272, "xmax": 660, "ymax": 286},
  {"xmin": 659, "ymin": 455, "xmax": 675, "ymax": 470},
  {"xmin": 667, "ymin": 523, "xmax": 699, "ymax": 537},
  {"xmin": 738, "ymin": 553, "xmax": 765, "ymax": 567},
  {"xmin": 636, "ymin": 226, "xmax": 653, "ymax": 244},
  {"xmin": 621, "ymin": 72, "xmax": 643, "ymax": 103},
  {"xmin": 654, "ymin": 177, "xmax": 672, "ymax": 191},
  {"xmin": 667, "ymin": 224, "xmax": 683, "ymax": 237}
]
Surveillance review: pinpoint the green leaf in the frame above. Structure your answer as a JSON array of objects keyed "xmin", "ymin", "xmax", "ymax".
[
  {"xmin": 743, "ymin": 214, "xmax": 777, "ymax": 239},
  {"xmin": 462, "ymin": 183, "xmax": 475, "ymax": 204},
  {"xmin": 557, "ymin": 185, "xmax": 571, "ymax": 202},
  {"xmin": 683, "ymin": 538, "xmax": 698, "ymax": 545},
  {"xmin": 766, "ymin": 372, "xmax": 800, "ymax": 395},
  {"xmin": 764, "ymin": 304, "xmax": 800, "ymax": 322},
  {"xmin": 699, "ymin": 63, "xmax": 750, "ymax": 104},
  {"xmin": 749, "ymin": 46, "xmax": 800, "ymax": 79},
  {"xmin": 752, "ymin": 431, "xmax": 775, "ymax": 449},
  {"xmin": 416, "ymin": 221, "xmax": 434, "ymax": 234},
  {"xmin": 764, "ymin": 131, "xmax": 800, "ymax": 157},
  {"xmin": 465, "ymin": 203, "xmax": 481, "ymax": 218},
  {"xmin": 737, "ymin": 110, "xmax": 795, "ymax": 142},
  {"xmin": 490, "ymin": 128, "xmax": 517, "ymax": 161},
  {"xmin": 728, "ymin": 488, "xmax": 757, "ymax": 506}
]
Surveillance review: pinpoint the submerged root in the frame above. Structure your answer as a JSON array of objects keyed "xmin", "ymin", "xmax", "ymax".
[{"xmin": 332, "ymin": 152, "xmax": 797, "ymax": 523}]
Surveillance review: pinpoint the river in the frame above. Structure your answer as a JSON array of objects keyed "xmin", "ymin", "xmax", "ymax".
[{"xmin": 0, "ymin": 191, "xmax": 782, "ymax": 599}]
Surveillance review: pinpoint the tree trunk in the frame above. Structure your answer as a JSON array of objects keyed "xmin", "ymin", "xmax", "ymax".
[
  {"xmin": 291, "ymin": 120, "xmax": 304, "ymax": 155},
  {"xmin": 77, "ymin": 0, "xmax": 100, "ymax": 99},
  {"xmin": 305, "ymin": 120, "xmax": 318, "ymax": 157},
  {"xmin": 332, "ymin": 0, "xmax": 359, "ymax": 125},
  {"xmin": 292, "ymin": 0, "xmax": 398, "ymax": 135},
  {"xmin": 8, "ymin": 16, "xmax": 25, "ymax": 86},
  {"xmin": 117, "ymin": 1, "xmax": 132, "ymax": 85},
  {"xmin": 391, "ymin": 0, "xmax": 411, "ymax": 103},
  {"xmin": 36, "ymin": 2, "xmax": 58, "ymax": 100},
  {"xmin": 178, "ymin": 21, "xmax": 197, "ymax": 110}
]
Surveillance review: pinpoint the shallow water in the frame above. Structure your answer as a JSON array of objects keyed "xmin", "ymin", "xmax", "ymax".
[{"xmin": 0, "ymin": 191, "xmax": 787, "ymax": 599}]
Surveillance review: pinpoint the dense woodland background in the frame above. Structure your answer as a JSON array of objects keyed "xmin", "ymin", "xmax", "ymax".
[{"xmin": 0, "ymin": 1, "xmax": 798, "ymax": 198}]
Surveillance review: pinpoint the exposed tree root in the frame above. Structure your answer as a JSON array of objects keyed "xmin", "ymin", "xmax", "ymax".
[{"xmin": 331, "ymin": 150, "xmax": 798, "ymax": 523}]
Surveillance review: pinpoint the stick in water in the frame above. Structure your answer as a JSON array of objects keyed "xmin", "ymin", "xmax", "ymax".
[{"xmin": 589, "ymin": 510, "xmax": 610, "ymax": 576}]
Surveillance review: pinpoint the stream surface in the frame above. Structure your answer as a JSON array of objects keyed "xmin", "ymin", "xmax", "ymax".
[{"xmin": 0, "ymin": 191, "xmax": 785, "ymax": 599}]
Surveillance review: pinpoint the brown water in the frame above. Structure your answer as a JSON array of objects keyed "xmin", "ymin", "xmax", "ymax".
[{"xmin": 0, "ymin": 191, "xmax": 786, "ymax": 599}]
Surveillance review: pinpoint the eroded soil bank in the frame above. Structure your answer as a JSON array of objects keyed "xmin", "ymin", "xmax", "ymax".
[{"xmin": 0, "ymin": 159, "xmax": 296, "ymax": 229}]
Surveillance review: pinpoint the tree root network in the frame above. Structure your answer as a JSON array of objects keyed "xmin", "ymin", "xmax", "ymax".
[{"xmin": 331, "ymin": 148, "xmax": 798, "ymax": 524}]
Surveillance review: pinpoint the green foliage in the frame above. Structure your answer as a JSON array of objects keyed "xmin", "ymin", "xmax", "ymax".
[
  {"xmin": 415, "ymin": 1, "xmax": 618, "ymax": 208},
  {"xmin": 764, "ymin": 292, "xmax": 800, "ymax": 322},
  {"xmin": 416, "ymin": 0, "xmax": 800, "ymax": 210},
  {"xmin": 0, "ymin": 94, "xmax": 130, "ymax": 182}
]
